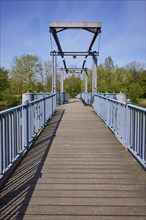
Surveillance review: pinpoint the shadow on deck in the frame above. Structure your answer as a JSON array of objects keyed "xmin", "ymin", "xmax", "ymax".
[{"xmin": 0, "ymin": 110, "xmax": 64, "ymax": 220}]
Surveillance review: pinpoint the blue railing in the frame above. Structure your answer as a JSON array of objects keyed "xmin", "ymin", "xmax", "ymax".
[
  {"xmin": 81, "ymin": 92, "xmax": 93, "ymax": 105},
  {"xmin": 57, "ymin": 92, "xmax": 69, "ymax": 104},
  {"xmin": 0, "ymin": 93, "xmax": 56, "ymax": 178},
  {"xmin": 94, "ymin": 93, "xmax": 146, "ymax": 169}
]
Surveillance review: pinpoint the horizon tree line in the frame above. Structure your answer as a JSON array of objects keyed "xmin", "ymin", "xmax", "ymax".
[{"xmin": 0, "ymin": 54, "xmax": 146, "ymax": 106}]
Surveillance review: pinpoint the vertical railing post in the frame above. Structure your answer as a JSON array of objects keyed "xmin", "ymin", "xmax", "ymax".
[
  {"xmin": 52, "ymin": 51, "xmax": 57, "ymax": 94},
  {"xmin": 44, "ymin": 96, "xmax": 46, "ymax": 124},
  {"xmin": 84, "ymin": 69, "xmax": 88, "ymax": 104},
  {"xmin": 143, "ymin": 112, "xmax": 146, "ymax": 163},
  {"xmin": 0, "ymin": 116, "xmax": 3, "ymax": 175},
  {"xmin": 23, "ymin": 101, "xmax": 29, "ymax": 150},
  {"xmin": 126, "ymin": 103, "xmax": 130, "ymax": 149},
  {"xmin": 84, "ymin": 69, "xmax": 88, "ymax": 93},
  {"xmin": 60, "ymin": 70, "xmax": 64, "ymax": 104},
  {"xmin": 52, "ymin": 94, "xmax": 53, "ymax": 116},
  {"xmin": 92, "ymin": 55, "xmax": 97, "ymax": 94}
]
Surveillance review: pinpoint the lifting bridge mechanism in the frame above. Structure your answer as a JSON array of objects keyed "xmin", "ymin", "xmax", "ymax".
[{"xmin": 49, "ymin": 22, "xmax": 102, "ymax": 94}]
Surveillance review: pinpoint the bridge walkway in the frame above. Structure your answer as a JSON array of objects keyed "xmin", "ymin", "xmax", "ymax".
[{"xmin": 0, "ymin": 99, "xmax": 146, "ymax": 219}]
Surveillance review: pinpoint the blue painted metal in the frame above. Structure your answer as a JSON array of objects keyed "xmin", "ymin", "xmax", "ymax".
[
  {"xmin": 81, "ymin": 92, "xmax": 93, "ymax": 105},
  {"xmin": 56, "ymin": 92, "xmax": 69, "ymax": 104},
  {"xmin": 0, "ymin": 93, "xmax": 56, "ymax": 178},
  {"xmin": 94, "ymin": 93, "xmax": 146, "ymax": 169}
]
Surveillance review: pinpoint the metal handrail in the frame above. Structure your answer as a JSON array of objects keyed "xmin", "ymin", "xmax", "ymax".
[
  {"xmin": 0, "ymin": 93, "xmax": 56, "ymax": 178},
  {"xmin": 94, "ymin": 93, "xmax": 146, "ymax": 169}
]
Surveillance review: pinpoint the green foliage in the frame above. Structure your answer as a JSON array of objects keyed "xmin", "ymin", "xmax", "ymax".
[
  {"xmin": 110, "ymin": 68, "xmax": 132, "ymax": 93},
  {"xmin": 0, "ymin": 67, "xmax": 9, "ymax": 99},
  {"xmin": 10, "ymin": 55, "xmax": 43, "ymax": 94},
  {"xmin": 124, "ymin": 61, "xmax": 146, "ymax": 101},
  {"xmin": 140, "ymin": 70, "xmax": 146, "ymax": 98},
  {"xmin": 96, "ymin": 58, "xmax": 145, "ymax": 103},
  {"xmin": 136, "ymin": 99, "xmax": 146, "ymax": 108},
  {"xmin": 2, "ymin": 90, "xmax": 20, "ymax": 106},
  {"xmin": 64, "ymin": 74, "xmax": 82, "ymax": 98},
  {"xmin": 0, "ymin": 55, "xmax": 53, "ymax": 107},
  {"xmin": 87, "ymin": 70, "xmax": 92, "ymax": 92},
  {"xmin": 97, "ymin": 66, "xmax": 112, "ymax": 92},
  {"xmin": 44, "ymin": 75, "xmax": 52, "ymax": 92},
  {"xmin": 128, "ymin": 83, "xmax": 144, "ymax": 102},
  {"xmin": 34, "ymin": 82, "xmax": 45, "ymax": 93},
  {"xmin": 1, "ymin": 54, "xmax": 145, "ymax": 106}
]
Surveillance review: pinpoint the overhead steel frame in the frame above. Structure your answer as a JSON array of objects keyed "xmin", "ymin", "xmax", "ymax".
[
  {"xmin": 84, "ymin": 68, "xmax": 88, "ymax": 93},
  {"xmin": 52, "ymin": 51, "xmax": 57, "ymax": 93},
  {"xmin": 60, "ymin": 70, "xmax": 64, "ymax": 93},
  {"xmin": 49, "ymin": 22, "xmax": 101, "ymax": 94}
]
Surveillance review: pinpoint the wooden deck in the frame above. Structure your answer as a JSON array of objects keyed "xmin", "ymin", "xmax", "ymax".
[{"xmin": 0, "ymin": 99, "xmax": 146, "ymax": 219}]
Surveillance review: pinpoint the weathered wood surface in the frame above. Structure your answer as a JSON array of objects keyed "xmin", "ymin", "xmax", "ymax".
[{"xmin": 0, "ymin": 99, "xmax": 146, "ymax": 220}]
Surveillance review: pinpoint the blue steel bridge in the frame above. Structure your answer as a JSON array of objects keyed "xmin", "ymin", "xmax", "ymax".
[{"xmin": 0, "ymin": 22, "xmax": 146, "ymax": 219}]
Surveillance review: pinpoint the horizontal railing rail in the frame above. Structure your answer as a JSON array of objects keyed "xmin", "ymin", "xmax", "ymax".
[
  {"xmin": 0, "ymin": 93, "xmax": 56, "ymax": 178},
  {"xmin": 94, "ymin": 93, "xmax": 146, "ymax": 169}
]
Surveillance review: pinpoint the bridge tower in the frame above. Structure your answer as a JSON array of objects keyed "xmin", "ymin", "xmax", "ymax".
[{"xmin": 49, "ymin": 22, "xmax": 101, "ymax": 95}]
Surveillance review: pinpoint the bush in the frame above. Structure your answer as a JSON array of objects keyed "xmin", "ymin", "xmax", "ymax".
[{"xmin": 2, "ymin": 90, "xmax": 21, "ymax": 106}]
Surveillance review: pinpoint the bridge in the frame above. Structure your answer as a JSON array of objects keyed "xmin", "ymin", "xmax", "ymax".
[{"xmin": 0, "ymin": 22, "xmax": 146, "ymax": 219}]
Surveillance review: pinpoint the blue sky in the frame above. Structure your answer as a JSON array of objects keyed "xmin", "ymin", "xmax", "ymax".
[{"xmin": 0, "ymin": 0, "xmax": 146, "ymax": 70}]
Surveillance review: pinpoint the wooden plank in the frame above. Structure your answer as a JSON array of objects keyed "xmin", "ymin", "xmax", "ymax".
[
  {"xmin": 21, "ymin": 177, "xmax": 146, "ymax": 185},
  {"xmin": 22, "ymin": 216, "xmax": 146, "ymax": 220},
  {"xmin": 1, "ymin": 189, "xmax": 145, "ymax": 198},
  {"xmin": 13, "ymin": 205, "xmax": 146, "ymax": 215},
  {"xmin": 1, "ymin": 197, "xmax": 145, "ymax": 206}
]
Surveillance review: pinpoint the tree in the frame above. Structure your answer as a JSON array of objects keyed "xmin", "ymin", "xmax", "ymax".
[
  {"xmin": 87, "ymin": 70, "xmax": 92, "ymax": 92},
  {"xmin": 125, "ymin": 61, "xmax": 144, "ymax": 73},
  {"xmin": 0, "ymin": 66, "xmax": 9, "ymax": 91},
  {"xmin": 97, "ymin": 66, "xmax": 112, "ymax": 92},
  {"xmin": 10, "ymin": 55, "xmax": 43, "ymax": 95},
  {"xmin": 43, "ymin": 61, "xmax": 62, "ymax": 93},
  {"xmin": 125, "ymin": 61, "xmax": 145, "ymax": 101},
  {"xmin": 139, "ymin": 70, "xmax": 146, "ymax": 98},
  {"xmin": 104, "ymin": 56, "xmax": 115, "ymax": 73},
  {"xmin": 125, "ymin": 61, "xmax": 144, "ymax": 83},
  {"xmin": 81, "ymin": 70, "xmax": 92, "ymax": 92},
  {"xmin": 110, "ymin": 68, "xmax": 132, "ymax": 93},
  {"xmin": 0, "ymin": 66, "xmax": 21, "ymax": 106},
  {"xmin": 128, "ymin": 83, "xmax": 144, "ymax": 102},
  {"xmin": 64, "ymin": 74, "xmax": 82, "ymax": 98},
  {"xmin": 0, "ymin": 67, "xmax": 9, "ymax": 99},
  {"xmin": 44, "ymin": 75, "xmax": 52, "ymax": 92}
]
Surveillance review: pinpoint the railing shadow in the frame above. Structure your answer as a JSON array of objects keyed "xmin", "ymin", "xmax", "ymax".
[
  {"xmin": 63, "ymin": 99, "xmax": 80, "ymax": 104},
  {"xmin": 0, "ymin": 109, "xmax": 65, "ymax": 220}
]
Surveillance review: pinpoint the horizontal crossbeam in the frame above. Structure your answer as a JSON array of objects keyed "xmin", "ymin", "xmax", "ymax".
[
  {"xmin": 50, "ymin": 51, "xmax": 99, "ymax": 56},
  {"xmin": 59, "ymin": 68, "xmax": 88, "ymax": 71},
  {"xmin": 49, "ymin": 22, "xmax": 101, "ymax": 33}
]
